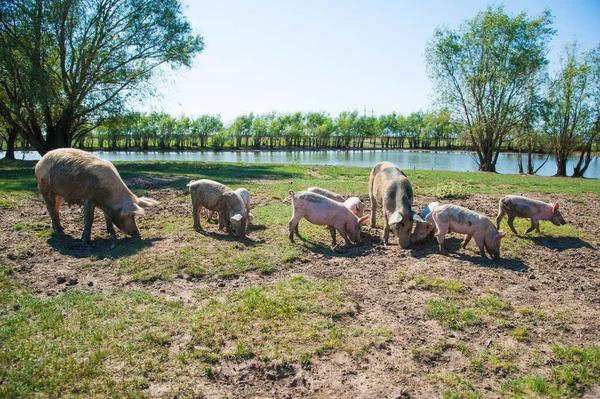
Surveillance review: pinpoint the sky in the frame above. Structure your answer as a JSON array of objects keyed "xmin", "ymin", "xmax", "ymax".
[{"xmin": 143, "ymin": 0, "xmax": 600, "ymax": 124}]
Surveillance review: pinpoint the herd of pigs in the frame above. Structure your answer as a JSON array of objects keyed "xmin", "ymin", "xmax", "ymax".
[{"xmin": 34, "ymin": 149, "xmax": 567, "ymax": 260}]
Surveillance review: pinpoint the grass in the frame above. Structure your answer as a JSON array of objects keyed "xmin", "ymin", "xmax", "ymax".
[
  {"xmin": 0, "ymin": 267, "xmax": 389, "ymax": 397},
  {"xmin": 397, "ymin": 268, "xmax": 466, "ymax": 293},
  {"xmin": 1, "ymin": 159, "xmax": 599, "ymax": 397}
]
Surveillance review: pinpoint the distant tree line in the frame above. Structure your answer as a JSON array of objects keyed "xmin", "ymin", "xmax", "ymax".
[{"xmin": 62, "ymin": 109, "xmax": 465, "ymax": 152}]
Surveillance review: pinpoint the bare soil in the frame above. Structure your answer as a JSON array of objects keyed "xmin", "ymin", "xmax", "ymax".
[{"xmin": 2, "ymin": 185, "xmax": 600, "ymax": 398}]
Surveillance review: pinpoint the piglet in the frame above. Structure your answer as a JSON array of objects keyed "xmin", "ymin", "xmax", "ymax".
[
  {"xmin": 188, "ymin": 179, "xmax": 249, "ymax": 239},
  {"xmin": 306, "ymin": 186, "xmax": 345, "ymax": 202},
  {"xmin": 207, "ymin": 187, "xmax": 254, "ymax": 222},
  {"xmin": 430, "ymin": 204, "xmax": 506, "ymax": 259},
  {"xmin": 410, "ymin": 201, "xmax": 441, "ymax": 244},
  {"xmin": 288, "ymin": 190, "xmax": 369, "ymax": 247},
  {"xmin": 496, "ymin": 195, "xmax": 566, "ymax": 234},
  {"xmin": 343, "ymin": 197, "xmax": 366, "ymax": 217}
]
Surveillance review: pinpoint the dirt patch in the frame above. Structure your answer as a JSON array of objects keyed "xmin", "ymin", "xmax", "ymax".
[{"xmin": 2, "ymin": 185, "xmax": 600, "ymax": 398}]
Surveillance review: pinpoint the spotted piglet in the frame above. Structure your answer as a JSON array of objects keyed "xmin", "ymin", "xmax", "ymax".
[
  {"xmin": 430, "ymin": 204, "xmax": 507, "ymax": 259},
  {"xmin": 496, "ymin": 195, "xmax": 566, "ymax": 234}
]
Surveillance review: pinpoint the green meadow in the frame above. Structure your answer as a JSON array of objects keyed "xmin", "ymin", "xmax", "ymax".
[{"xmin": 1, "ymin": 159, "xmax": 599, "ymax": 398}]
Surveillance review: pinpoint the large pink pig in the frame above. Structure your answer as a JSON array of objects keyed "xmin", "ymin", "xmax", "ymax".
[
  {"xmin": 35, "ymin": 148, "xmax": 158, "ymax": 243},
  {"xmin": 288, "ymin": 190, "xmax": 369, "ymax": 247},
  {"xmin": 496, "ymin": 195, "xmax": 566, "ymax": 234},
  {"xmin": 430, "ymin": 204, "xmax": 506, "ymax": 259}
]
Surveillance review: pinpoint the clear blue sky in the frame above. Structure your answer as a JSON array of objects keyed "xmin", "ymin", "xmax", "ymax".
[{"xmin": 144, "ymin": 0, "xmax": 600, "ymax": 124}]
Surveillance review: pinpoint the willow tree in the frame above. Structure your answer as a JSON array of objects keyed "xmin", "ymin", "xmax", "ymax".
[
  {"xmin": 545, "ymin": 42, "xmax": 600, "ymax": 177},
  {"xmin": 425, "ymin": 6, "xmax": 554, "ymax": 172},
  {"xmin": 0, "ymin": 0, "xmax": 204, "ymax": 154}
]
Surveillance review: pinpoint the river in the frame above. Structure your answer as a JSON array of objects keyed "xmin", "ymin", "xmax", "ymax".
[{"xmin": 3, "ymin": 149, "xmax": 599, "ymax": 179}]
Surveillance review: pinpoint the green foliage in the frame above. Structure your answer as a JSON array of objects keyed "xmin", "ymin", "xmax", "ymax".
[
  {"xmin": 0, "ymin": 0, "xmax": 204, "ymax": 151},
  {"xmin": 426, "ymin": 5, "xmax": 555, "ymax": 171}
]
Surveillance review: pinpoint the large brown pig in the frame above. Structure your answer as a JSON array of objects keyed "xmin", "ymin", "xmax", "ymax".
[
  {"xmin": 34, "ymin": 148, "xmax": 158, "ymax": 243},
  {"xmin": 188, "ymin": 179, "xmax": 249, "ymax": 239},
  {"xmin": 496, "ymin": 195, "xmax": 567, "ymax": 234},
  {"xmin": 288, "ymin": 190, "xmax": 369, "ymax": 247},
  {"xmin": 430, "ymin": 204, "xmax": 506, "ymax": 259},
  {"xmin": 369, "ymin": 161, "xmax": 423, "ymax": 248}
]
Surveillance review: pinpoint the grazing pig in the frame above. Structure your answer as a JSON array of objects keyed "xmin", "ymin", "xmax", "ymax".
[
  {"xmin": 369, "ymin": 161, "xmax": 423, "ymax": 248},
  {"xmin": 188, "ymin": 179, "xmax": 249, "ymax": 239},
  {"xmin": 306, "ymin": 186, "xmax": 345, "ymax": 203},
  {"xmin": 430, "ymin": 204, "xmax": 506, "ymax": 259},
  {"xmin": 288, "ymin": 190, "xmax": 369, "ymax": 247},
  {"xmin": 496, "ymin": 195, "xmax": 567, "ymax": 234},
  {"xmin": 34, "ymin": 148, "xmax": 158, "ymax": 243},
  {"xmin": 343, "ymin": 196, "xmax": 366, "ymax": 217},
  {"xmin": 410, "ymin": 202, "xmax": 442, "ymax": 244},
  {"xmin": 207, "ymin": 187, "xmax": 254, "ymax": 222}
]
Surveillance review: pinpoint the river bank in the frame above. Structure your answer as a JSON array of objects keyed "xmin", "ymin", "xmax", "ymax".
[{"xmin": 2, "ymin": 147, "xmax": 598, "ymax": 178}]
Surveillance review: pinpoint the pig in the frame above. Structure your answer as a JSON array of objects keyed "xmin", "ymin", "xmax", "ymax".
[
  {"xmin": 369, "ymin": 161, "xmax": 423, "ymax": 248},
  {"xmin": 188, "ymin": 179, "xmax": 249, "ymax": 239},
  {"xmin": 288, "ymin": 190, "xmax": 369, "ymax": 247},
  {"xmin": 34, "ymin": 148, "xmax": 158, "ymax": 243},
  {"xmin": 496, "ymin": 195, "xmax": 567, "ymax": 234},
  {"xmin": 207, "ymin": 187, "xmax": 254, "ymax": 222},
  {"xmin": 306, "ymin": 186, "xmax": 345, "ymax": 203},
  {"xmin": 410, "ymin": 201, "xmax": 442, "ymax": 244},
  {"xmin": 430, "ymin": 204, "xmax": 506, "ymax": 259},
  {"xmin": 343, "ymin": 196, "xmax": 366, "ymax": 217}
]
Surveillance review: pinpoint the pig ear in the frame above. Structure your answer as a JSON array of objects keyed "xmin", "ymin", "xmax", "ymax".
[
  {"xmin": 118, "ymin": 200, "xmax": 144, "ymax": 215},
  {"xmin": 137, "ymin": 197, "xmax": 158, "ymax": 209},
  {"xmin": 412, "ymin": 211, "xmax": 425, "ymax": 223},
  {"xmin": 494, "ymin": 231, "xmax": 507, "ymax": 240},
  {"xmin": 389, "ymin": 211, "xmax": 403, "ymax": 225},
  {"xmin": 357, "ymin": 215, "xmax": 369, "ymax": 225},
  {"xmin": 552, "ymin": 203, "xmax": 559, "ymax": 212}
]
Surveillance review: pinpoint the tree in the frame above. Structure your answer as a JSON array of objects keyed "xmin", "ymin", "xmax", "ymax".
[
  {"xmin": 0, "ymin": 0, "xmax": 203, "ymax": 154},
  {"xmin": 426, "ymin": 6, "xmax": 554, "ymax": 171},
  {"xmin": 544, "ymin": 42, "xmax": 598, "ymax": 177},
  {"xmin": 405, "ymin": 111, "xmax": 424, "ymax": 148}
]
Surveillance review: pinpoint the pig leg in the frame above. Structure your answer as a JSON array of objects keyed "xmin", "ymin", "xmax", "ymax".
[
  {"xmin": 192, "ymin": 202, "xmax": 204, "ymax": 232},
  {"xmin": 370, "ymin": 195, "xmax": 377, "ymax": 228},
  {"xmin": 474, "ymin": 235, "xmax": 488, "ymax": 259},
  {"xmin": 495, "ymin": 209, "xmax": 505, "ymax": 230},
  {"xmin": 461, "ymin": 234, "xmax": 472, "ymax": 248},
  {"xmin": 81, "ymin": 199, "xmax": 96, "ymax": 243},
  {"xmin": 506, "ymin": 216, "xmax": 519, "ymax": 235},
  {"xmin": 103, "ymin": 213, "xmax": 117, "ymax": 237},
  {"xmin": 42, "ymin": 192, "xmax": 64, "ymax": 234},
  {"xmin": 382, "ymin": 220, "xmax": 390, "ymax": 246},
  {"xmin": 289, "ymin": 215, "xmax": 302, "ymax": 243},
  {"xmin": 525, "ymin": 217, "xmax": 539, "ymax": 234},
  {"xmin": 436, "ymin": 230, "xmax": 447, "ymax": 254},
  {"xmin": 328, "ymin": 226, "xmax": 338, "ymax": 246}
]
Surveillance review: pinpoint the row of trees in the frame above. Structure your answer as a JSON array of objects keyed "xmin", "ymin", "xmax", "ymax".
[{"xmin": 71, "ymin": 109, "xmax": 461, "ymax": 152}]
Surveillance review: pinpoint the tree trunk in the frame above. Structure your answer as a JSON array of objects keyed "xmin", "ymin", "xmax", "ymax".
[
  {"xmin": 554, "ymin": 157, "xmax": 568, "ymax": 177},
  {"xmin": 3, "ymin": 129, "xmax": 17, "ymax": 160}
]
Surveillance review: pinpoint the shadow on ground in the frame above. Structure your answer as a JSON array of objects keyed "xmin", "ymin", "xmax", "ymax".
[{"xmin": 47, "ymin": 234, "xmax": 161, "ymax": 259}]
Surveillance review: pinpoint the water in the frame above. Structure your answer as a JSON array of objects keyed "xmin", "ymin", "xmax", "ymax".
[{"xmin": 3, "ymin": 149, "xmax": 599, "ymax": 178}]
